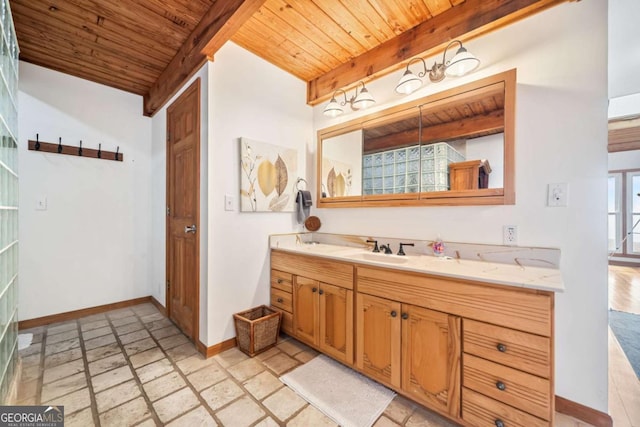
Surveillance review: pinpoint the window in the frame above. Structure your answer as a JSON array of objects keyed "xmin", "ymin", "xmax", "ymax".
[
  {"xmin": 609, "ymin": 173, "xmax": 622, "ymax": 253},
  {"xmin": 628, "ymin": 172, "xmax": 640, "ymax": 254},
  {"xmin": 608, "ymin": 169, "xmax": 640, "ymax": 257}
]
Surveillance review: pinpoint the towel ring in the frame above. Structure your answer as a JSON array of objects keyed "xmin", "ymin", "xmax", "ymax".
[{"xmin": 296, "ymin": 178, "xmax": 307, "ymax": 191}]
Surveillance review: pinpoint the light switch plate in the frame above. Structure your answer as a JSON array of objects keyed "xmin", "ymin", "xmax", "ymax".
[
  {"xmin": 547, "ymin": 183, "xmax": 568, "ymax": 207},
  {"xmin": 36, "ymin": 196, "xmax": 47, "ymax": 211},
  {"xmin": 224, "ymin": 194, "xmax": 234, "ymax": 211}
]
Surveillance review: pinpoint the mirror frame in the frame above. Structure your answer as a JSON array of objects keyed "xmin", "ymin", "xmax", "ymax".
[{"xmin": 316, "ymin": 69, "xmax": 516, "ymax": 208}]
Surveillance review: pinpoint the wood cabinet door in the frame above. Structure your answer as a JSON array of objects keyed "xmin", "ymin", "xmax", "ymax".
[
  {"xmin": 401, "ymin": 304, "xmax": 461, "ymax": 417},
  {"xmin": 293, "ymin": 276, "xmax": 319, "ymax": 346},
  {"xmin": 319, "ymin": 283, "xmax": 353, "ymax": 364},
  {"xmin": 356, "ymin": 293, "xmax": 401, "ymax": 388}
]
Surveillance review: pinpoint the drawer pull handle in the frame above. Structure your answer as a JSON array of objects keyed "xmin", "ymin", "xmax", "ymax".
[
  {"xmin": 497, "ymin": 343, "xmax": 507, "ymax": 352},
  {"xmin": 496, "ymin": 381, "xmax": 506, "ymax": 391},
  {"xmin": 312, "ymin": 287, "xmax": 317, "ymax": 293},
  {"xmin": 401, "ymin": 313, "xmax": 409, "ymax": 320},
  {"xmin": 495, "ymin": 420, "xmax": 505, "ymax": 427},
  {"xmin": 319, "ymin": 289, "xmax": 324, "ymax": 295},
  {"xmin": 390, "ymin": 310, "xmax": 397, "ymax": 317},
  {"xmin": 277, "ymin": 298, "xmax": 284, "ymax": 303},
  {"xmin": 277, "ymin": 279, "xmax": 283, "ymax": 284}
]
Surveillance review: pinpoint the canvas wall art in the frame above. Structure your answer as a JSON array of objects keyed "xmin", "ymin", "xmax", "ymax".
[{"xmin": 240, "ymin": 138, "xmax": 298, "ymax": 212}]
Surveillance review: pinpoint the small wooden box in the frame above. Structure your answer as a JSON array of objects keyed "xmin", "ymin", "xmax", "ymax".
[
  {"xmin": 233, "ymin": 305, "xmax": 281, "ymax": 357},
  {"xmin": 449, "ymin": 160, "xmax": 492, "ymax": 191}
]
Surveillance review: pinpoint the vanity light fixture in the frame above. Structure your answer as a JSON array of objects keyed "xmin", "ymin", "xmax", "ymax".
[
  {"xmin": 323, "ymin": 81, "xmax": 376, "ymax": 117},
  {"xmin": 395, "ymin": 57, "xmax": 428, "ymax": 95},
  {"xmin": 395, "ymin": 40, "xmax": 480, "ymax": 95}
]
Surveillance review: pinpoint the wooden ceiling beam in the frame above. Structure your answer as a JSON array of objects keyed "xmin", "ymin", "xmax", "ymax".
[
  {"xmin": 307, "ymin": 0, "xmax": 568, "ymax": 105},
  {"xmin": 422, "ymin": 109, "xmax": 504, "ymax": 143},
  {"xmin": 143, "ymin": 0, "xmax": 266, "ymax": 117}
]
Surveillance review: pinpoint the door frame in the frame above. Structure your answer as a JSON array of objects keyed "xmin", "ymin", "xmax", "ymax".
[{"xmin": 165, "ymin": 78, "xmax": 201, "ymax": 342}]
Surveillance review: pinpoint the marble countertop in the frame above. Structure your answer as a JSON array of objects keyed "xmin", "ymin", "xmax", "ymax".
[{"xmin": 270, "ymin": 237, "xmax": 564, "ymax": 293}]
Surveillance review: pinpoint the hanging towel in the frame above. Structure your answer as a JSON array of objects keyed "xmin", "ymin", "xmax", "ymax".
[{"xmin": 296, "ymin": 190, "xmax": 313, "ymax": 224}]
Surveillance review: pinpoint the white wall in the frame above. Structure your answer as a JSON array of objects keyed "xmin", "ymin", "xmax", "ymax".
[
  {"xmin": 609, "ymin": 150, "xmax": 640, "ymax": 171},
  {"xmin": 609, "ymin": 93, "xmax": 640, "ymax": 119},
  {"xmin": 148, "ymin": 43, "xmax": 313, "ymax": 346},
  {"xmin": 18, "ymin": 62, "xmax": 152, "ymax": 320},
  {"xmin": 465, "ymin": 134, "xmax": 504, "ymax": 188},
  {"xmin": 322, "ymin": 130, "xmax": 363, "ymax": 195},
  {"xmin": 609, "ymin": 0, "xmax": 640, "ymax": 98},
  {"xmin": 206, "ymin": 43, "xmax": 313, "ymax": 345},
  {"xmin": 312, "ymin": 1, "xmax": 608, "ymax": 411},
  {"xmin": 150, "ymin": 63, "xmax": 210, "ymax": 343}
]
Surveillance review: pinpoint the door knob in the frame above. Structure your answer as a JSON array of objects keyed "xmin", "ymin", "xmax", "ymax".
[{"xmin": 185, "ymin": 224, "xmax": 197, "ymax": 233}]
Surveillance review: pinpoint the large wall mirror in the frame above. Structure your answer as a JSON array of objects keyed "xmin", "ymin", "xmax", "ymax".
[{"xmin": 317, "ymin": 69, "xmax": 515, "ymax": 207}]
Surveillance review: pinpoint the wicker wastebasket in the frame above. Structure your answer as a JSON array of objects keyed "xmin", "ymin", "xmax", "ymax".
[{"xmin": 233, "ymin": 305, "xmax": 281, "ymax": 357}]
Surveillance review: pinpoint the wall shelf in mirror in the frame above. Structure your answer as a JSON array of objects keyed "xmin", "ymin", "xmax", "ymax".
[{"xmin": 317, "ymin": 69, "xmax": 515, "ymax": 208}]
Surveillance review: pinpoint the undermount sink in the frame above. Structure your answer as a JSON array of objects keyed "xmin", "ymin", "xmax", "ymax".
[{"xmin": 350, "ymin": 252, "xmax": 410, "ymax": 265}]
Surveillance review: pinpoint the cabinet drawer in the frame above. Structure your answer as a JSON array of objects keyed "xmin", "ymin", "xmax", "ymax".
[
  {"xmin": 271, "ymin": 270, "xmax": 293, "ymax": 292},
  {"xmin": 272, "ymin": 250, "xmax": 354, "ymax": 289},
  {"xmin": 463, "ymin": 319, "xmax": 551, "ymax": 378},
  {"xmin": 462, "ymin": 387, "xmax": 548, "ymax": 427},
  {"xmin": 271, "ymin": 288, "xmax": 293, "ymax": 312},
  {"xmin": 463, "ymin": 353, "xmax": 551, "ymax": 420},
  {"xmin": 270, "ymin": 306, "xmax": 293, "ymax": 335}
]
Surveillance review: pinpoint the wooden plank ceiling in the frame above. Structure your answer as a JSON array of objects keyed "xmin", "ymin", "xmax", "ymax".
[{"xmin": 10, "ymin": 0, "xmax": 569, "ymax": 116}]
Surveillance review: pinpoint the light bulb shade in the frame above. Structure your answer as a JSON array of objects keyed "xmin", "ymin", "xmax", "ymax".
[
  {"xmin": 352, "ymin": 87, "xmax": 375, "ymax": 110},
  {"xmin": 395, "ymin": 69, "xmax": 423, "ymax": 95},
  {"xmin": 323, "ymin": 97, "xmax": 344, "ymax": 117},
  {"xmin": 445, "ymin": 47, "xmax": 480, "ymax": 77}
]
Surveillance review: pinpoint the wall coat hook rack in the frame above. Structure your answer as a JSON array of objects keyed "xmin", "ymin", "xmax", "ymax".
[{"xmin": 28, "ymin": 135, "xmax": 124, "ymax": 162}]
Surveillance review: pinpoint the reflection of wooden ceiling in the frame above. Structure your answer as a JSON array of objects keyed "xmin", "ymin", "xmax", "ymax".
[
  {"xmin": 364, "ymin": 82, "xmax": 505, "ymax": 153},
  {"xmin": 10, "ymin": 0, "xmax": 567, "ymax": 116}
]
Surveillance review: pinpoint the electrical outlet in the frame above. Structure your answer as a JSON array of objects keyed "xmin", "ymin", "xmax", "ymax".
[
  {"xmin": 547, "ymin": 183, "xmax": 568, "ymax": 207},
  {"xmin": 503, "ymin": 225, "xmax": 517, "ymax": 246},
  {"xmin": 224, "ymin": 194, "xmax": 234, "ymax": 211}
]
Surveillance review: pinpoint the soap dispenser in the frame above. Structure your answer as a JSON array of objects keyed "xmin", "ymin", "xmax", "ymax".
[{"xmin": 432, "ymin": 236, "xmax": 445, "ymax": 257}]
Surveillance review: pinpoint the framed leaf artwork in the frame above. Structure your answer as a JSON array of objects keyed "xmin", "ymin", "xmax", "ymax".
[
  {"xmin": 322, "ymin": 157, "xmax": 353, "ymax": 197},
  {"xmin": 240, "ymin": 138, "xmax": 298, "ymax": 212}
]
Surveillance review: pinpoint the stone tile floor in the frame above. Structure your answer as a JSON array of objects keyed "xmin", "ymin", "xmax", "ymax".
[{"xmin": 16, "ymin": 303, "xmax": 591, "ymax": 426}]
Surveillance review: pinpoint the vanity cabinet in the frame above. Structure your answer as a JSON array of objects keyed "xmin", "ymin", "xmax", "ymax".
[
  {"xmin": 294, "ymin": 277, "xmax": 354, "ymax": 363},
  {"xmin": 356, "ymin": 265, "xmax": 554, "ymax": 427},
  {"xmin": 270, "ymin": 269, "xmax": 294, "ymax": 334},
  {"xmin": 270, "ymin": 249, "xmax": 555, "ymax": 426},
  {"xmin": 271, "ymin": 251, "xmax": 354, "ymax": 364},
  {"xmin": 356, "ymin": 293, "xmax": 461, "ymax": 416},
  {"xmin": 461, "ymin": 319, "xmax": 552, "ymax": 425}
]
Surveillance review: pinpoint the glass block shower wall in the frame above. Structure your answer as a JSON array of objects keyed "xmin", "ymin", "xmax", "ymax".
[{"xmin": 0, "ymin": 0, "xmax": 19, "ymax": 404}]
